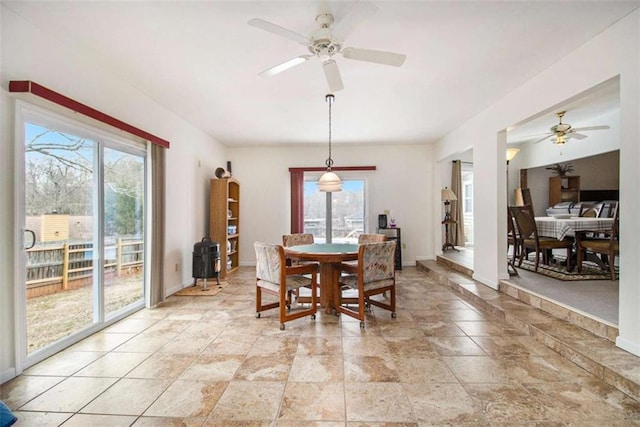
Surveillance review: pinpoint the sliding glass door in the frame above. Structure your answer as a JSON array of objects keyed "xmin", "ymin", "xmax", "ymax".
[{"xmin": 19, "ymin": 104, "xmax": 146, "ymax": 364}]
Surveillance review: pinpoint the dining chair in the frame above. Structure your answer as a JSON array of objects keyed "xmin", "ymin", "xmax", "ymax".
[
  {"xmin": 335, "ymin": 241, "xmax": 397, "ymax": 328},
  {"xmin": 578, "ymin": 203, "xmax": 600, "ymax": 217},
  {"xmin": 254, "ymin": 242, "xmax": 318, "ymax": 330},
  {"xmin": 282, "ymin": 233, "xmax": 314, "ymax": 248},
  {"xmin": 357, "ymin": 234, "xmax": 387, "ymax": 244},
  {"xmin": 598, "ymin": 201, "xmax": 618, "ymax": 218},
  {"xmin": 282, "ymin": 233, "xmax": 317, "ymax": 305},
  {"xmin": 507, "ymin": 206, "xmax": 521, "ymax": 269},
  {"xmin": 509, "ymin": 205, "xmax": 574, "ymax": 272},
  {"xmin": 576, "ymin": 205, "xmax": 619, "ymax": 280}
]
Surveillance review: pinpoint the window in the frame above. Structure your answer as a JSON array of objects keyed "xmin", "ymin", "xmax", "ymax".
[
  {"xmin": 462, "ymin": 166, "xmax": 474, "ymax": 245},
  {"xmin": 303, "ymin": 179, "xmax": 366, "ymax": 243}
]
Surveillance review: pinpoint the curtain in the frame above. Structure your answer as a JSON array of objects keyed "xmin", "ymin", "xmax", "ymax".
[
  {"xmin": 451, "ymin": 160, "xmax": 465, "ymax": 246},
  {"xmin": 290, "ymin": 170, "xmax": 304, "ymax": 233},
  {"xmin": 149, "ymin": 143, "xmax": 166, "ymax": 306}
]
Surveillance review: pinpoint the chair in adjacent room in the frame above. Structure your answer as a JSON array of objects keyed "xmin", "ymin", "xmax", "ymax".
[
  {"xmin": 507, "ymin": 206, "xmax": 521, "ymax": 270},
  {"xmin": 579, "ymin": 202, "xmax": 601, "ymax": 217},
  {"xmin": 576, "ymin": 205, "xmax": 619, "ymax": 281},
  {"xmin": 335, "ymin": 241, "xmax": 397, "ymax": 328},
  {"xmin": 254, "ymin": 242, "xmax": 318, "ymax": 330},
  {"xmin": 510, "ymin": 205, "xmax": 574, "ymax": 272}
]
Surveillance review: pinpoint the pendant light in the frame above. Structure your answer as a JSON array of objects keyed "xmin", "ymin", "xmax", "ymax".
[{"xmin": 318, "ymin": 94, "xmax": 342, "ymax": 192}]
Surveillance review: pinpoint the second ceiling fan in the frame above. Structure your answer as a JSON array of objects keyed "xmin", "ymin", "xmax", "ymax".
[
  {"xmin": 248, "ymin": 1, "xmax": 406, "ymax": 92},
  {"xmin": 534, "ymin": 111, "xmax": 610, "ymax": 145}
]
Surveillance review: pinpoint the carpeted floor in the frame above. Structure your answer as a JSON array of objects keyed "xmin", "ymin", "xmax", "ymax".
[{"xmin": 516, "ymin": 255, "xmax": 617, "ymax": 281}]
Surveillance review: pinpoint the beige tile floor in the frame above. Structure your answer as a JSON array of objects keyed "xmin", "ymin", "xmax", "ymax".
[{"xmin": 2, "ymin": 266, "xmax": 639, "ymax": 426}]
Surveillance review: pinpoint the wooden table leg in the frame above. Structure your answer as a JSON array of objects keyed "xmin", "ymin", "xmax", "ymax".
[{"xmin": 319, "ymin": 262, "xmax": 335, "ymax": 314}]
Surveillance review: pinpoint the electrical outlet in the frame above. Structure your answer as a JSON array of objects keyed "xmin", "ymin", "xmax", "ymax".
[
  {"xmin": 384, "ymin": 209, "xmax": 390, "ymax": 215},
  {"xmin": 175, "ymin": 263, "xmax": 179, "ymax": 272}
]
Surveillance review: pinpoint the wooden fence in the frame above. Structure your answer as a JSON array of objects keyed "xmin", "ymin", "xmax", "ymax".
[{"xmin": 26, "ymin": 238, "xmax": 143, "ymax": 298}]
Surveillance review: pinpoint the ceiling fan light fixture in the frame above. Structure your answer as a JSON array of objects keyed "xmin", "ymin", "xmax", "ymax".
[
  {"xmin": 555, "ymin": 135, "xmax": 567, "ymax": 145},
  {"xmin": 318, "ymin": 94, "xmax": 342, "ymax": 192}
]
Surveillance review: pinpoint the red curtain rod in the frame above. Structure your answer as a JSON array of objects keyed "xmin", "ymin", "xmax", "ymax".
[
  {"xmin": 289, "ymin": 166, "xmax": 376, "ymax": 172},
  {"xmin": 9, "ymin": 80, "xmax": 170, "ymax": 148}
]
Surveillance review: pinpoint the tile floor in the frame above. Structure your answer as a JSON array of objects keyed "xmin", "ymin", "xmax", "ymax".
[{"xmin": 2, "ymin": 266, "xmax": 639, "ymax": 426}]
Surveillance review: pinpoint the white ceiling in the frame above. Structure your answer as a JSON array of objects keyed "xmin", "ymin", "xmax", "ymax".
[{"xmin": 3, "ymin": 1, "xmax": 638, "ymax": 147}]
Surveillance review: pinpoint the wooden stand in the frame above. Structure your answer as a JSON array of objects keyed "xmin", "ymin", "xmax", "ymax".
[{"xmin": 441, "ymin": 219, "xmax": 458, "ymax": 252}]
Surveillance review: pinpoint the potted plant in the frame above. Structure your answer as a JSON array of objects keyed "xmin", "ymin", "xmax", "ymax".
[{"xmin": 546, "ymin": 162, "xmax": 574, "ymax": 177}]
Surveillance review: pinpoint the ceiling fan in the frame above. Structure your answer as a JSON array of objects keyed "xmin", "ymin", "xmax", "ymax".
[
  {"xmin": 248, "ymin": 1, "xmax": 406, "ymax": 92},
  {"xmin": 533, "ymin": 111, "xmax": 610, "ymax": 145}
]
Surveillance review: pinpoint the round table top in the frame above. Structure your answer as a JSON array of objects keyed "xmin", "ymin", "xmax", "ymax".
[
  {"xmin": 285, "ymin": 243, "xmax": 359, "ymax": 263},
  {"xmin": 286, "ymin": 243, "xmax": 359, "ymax": 254}
]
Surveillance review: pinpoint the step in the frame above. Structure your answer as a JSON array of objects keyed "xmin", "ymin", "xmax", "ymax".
[{"xmin": 417, "ymin": 259, "xmax": 640, "ymax": 402}]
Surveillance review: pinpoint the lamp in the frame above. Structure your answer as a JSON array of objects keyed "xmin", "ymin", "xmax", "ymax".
[
  {"xmin": 318, "ymin": 94, "xmax": 342, "ymax": 192},
  {"xmin": 506, "ymin": 148, "xmax": 520, "ymax": 163},
  {"xmin": 441, "ymin": 187, "xmax": 457, "ymax": 222}
]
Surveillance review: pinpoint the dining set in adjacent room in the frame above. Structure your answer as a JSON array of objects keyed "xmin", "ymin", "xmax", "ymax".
[{"xmin": 508, "ymin": 195, "xmax": 619, "ymax": 280}]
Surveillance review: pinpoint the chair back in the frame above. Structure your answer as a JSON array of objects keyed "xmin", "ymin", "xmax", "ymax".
[
  {"xmin": 358, "ymin": 234, "xmax": 386, "ymax": 244},
  {"xmin": 282, "ymin": 233, "xmax": 314, "ymax": 247},
  {"xmin": 599, "ymin": 201, "xmax": 618, "ymax": 218},
  {"xmin": 509, "ymin": 205, "xmax": 538, "ymax": 241},
  {"xmin": 254, "ymin": 242, "xmax": 283, "ymax": 284},
  {"xmin": 579, "ymin": 203, "xmax": 600, "ymax": 217},
  {"xmin": 360, "ymin": 241, "xmax": 396, "ymax": 284},
  {"xmin": 507, "ymin": 206, "xmax": 518, "ymax": 239}
]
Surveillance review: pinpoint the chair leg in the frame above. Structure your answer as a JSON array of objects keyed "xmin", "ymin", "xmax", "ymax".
[
  {"xmin": 610, "ymin": 253, "xmax": 617, "ymax": 281},
  {"xmin": 534, "ymin": 250, "xmax": 540, "ymax": 272},
  {"xmin": 577, "ymin": 248, "xmax": 584, "ymax": 273}
]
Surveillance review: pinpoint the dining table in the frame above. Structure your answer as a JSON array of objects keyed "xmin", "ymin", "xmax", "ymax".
[
  {"xmin": 535, "ymin": 216, "xmax": 615, "ymax": 240},
  {"xmin": 535, "ymin": 216, "xmax": 615, "ymax": 270},
  {"xmin": 284, "ymin": 243, "xmax": 359, "ymax": 314}
]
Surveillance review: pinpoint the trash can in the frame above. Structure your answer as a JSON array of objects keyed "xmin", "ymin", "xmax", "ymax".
[{"xmin": 192, "ymin": 237, "xmax": 220, "ymax": 290}]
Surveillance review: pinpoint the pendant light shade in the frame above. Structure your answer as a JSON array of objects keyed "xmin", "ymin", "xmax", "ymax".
[{"xmin": 318, "ymin": 94, "xmax": 342, "ymax": 192}]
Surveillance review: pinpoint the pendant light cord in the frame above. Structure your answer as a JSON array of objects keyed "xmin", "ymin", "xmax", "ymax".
[{"xmin": 326, "ymin": 94, "xmax": 334, "ymax": 170}]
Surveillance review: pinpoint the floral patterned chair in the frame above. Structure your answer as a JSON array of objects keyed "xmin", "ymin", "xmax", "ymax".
[
  {"xmin": 335, "ymin": 241, "xmax": 397, "ymax": 328},
  {"xmin": 254, "ymin": 242, "xmax": 318, "ymax": 330},
  {"xmin": 357, "ymin": 234, "xmax": 387, "ymax": 244},
  {"xmin": 281, "ymin": 233, "xmax": 317, "ymax": 304}
]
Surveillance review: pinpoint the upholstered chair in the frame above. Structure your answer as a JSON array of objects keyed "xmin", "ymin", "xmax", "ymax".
[
  {"xmin": 335, "ymin": 241, "xmax": 397, "ymax": 328},
  {"xmin": 254, "ymin": 242, "xmax": 318, "ymax": 330},
  {"xmin": 357, "ymin": 234, "xmax": 387, "ymax": 244}
]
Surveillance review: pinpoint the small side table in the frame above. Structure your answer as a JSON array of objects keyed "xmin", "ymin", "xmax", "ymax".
[{"xmin": 441, "ymin": 219, "xmax": 459, "ymax": 252}]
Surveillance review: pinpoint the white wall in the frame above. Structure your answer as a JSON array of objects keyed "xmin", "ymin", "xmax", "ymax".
[
  {"xmin": 523, "ymin": 150, "xmax": 620, "ymax": 217},
  {"xmin": 435, "ymin": 10, "xmax": 640, "ymax": 355},
  {"xmin": 1, "ymin": 5, "xmax": 226, "ymax": 380},
  {"xmin": 228, "ymin": 143, "xmax": 435, "ymax": 266}
]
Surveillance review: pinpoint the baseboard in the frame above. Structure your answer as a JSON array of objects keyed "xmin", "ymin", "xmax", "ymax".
[
  {"xmin": 1, "ymin": 367, "xmax": 16, "ymax": 384},
  {"xmin": 616, "ymin": 336, "xmax": 640, "ymax": 357},
  {"xmin": 471, "ymin": 272, "xmax": 499, "ymax": 290}
]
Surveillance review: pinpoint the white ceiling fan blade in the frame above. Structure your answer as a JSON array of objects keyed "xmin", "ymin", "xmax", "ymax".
[
  {"xmin": 258, "ymin": 55, "xmax": 312, "ymax": 77},
  {"xmin": 572, "ymin": 125, "xmax": 610, "ymax": 132},
  {"xmin": 533, "ymin": 134, "xmax": 553, "ymax": 144},
  {"xmin": 331, "ymin": 1, "xmax": 379, "ymax": 40},
  {"xmin": 248, "ymin": 18, "xmax": 309, "ymax": 46},
  {"xmin": 569, "ymin": 132, "xmax": 587, "ymax": 140},
  {"xmin": 323, "ymin": 59, "xmax": 344, "ymax": 92},
  {"xmin": 342, "ymin": 47, "xmax": 406, "ymax": 67}
]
